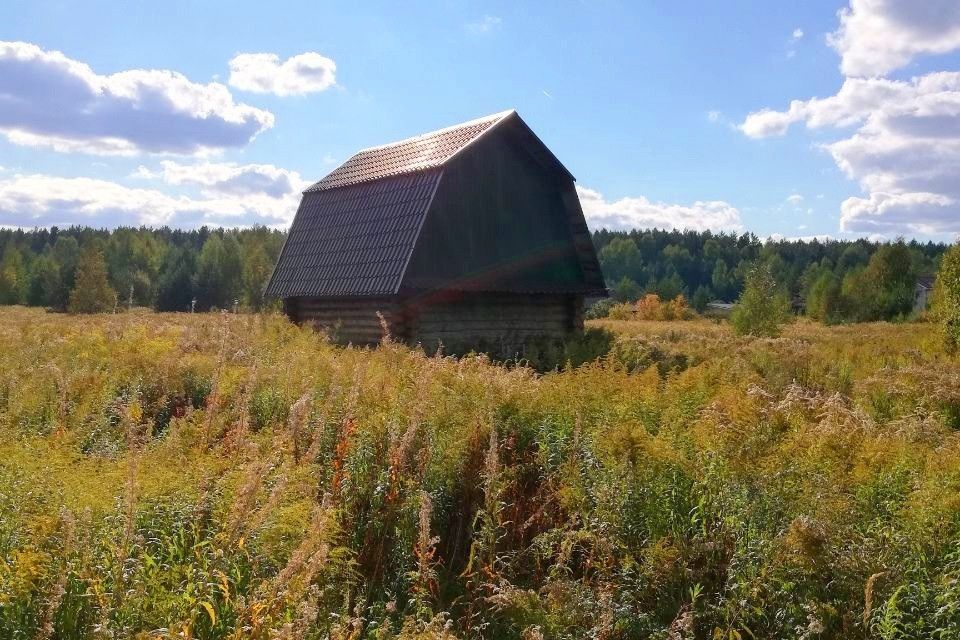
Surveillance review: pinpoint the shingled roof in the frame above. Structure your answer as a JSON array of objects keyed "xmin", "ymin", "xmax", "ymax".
[
  {"xmin": 265, "ymin": 170, "xmax": 441, "ymax": 298},
  {"xmin": 305, "ymin": 110, "xmax": 514, "ymax": 191},
  {"xmin": 265, "ymin": 110, "xmax": 599, "ymax": 299}
]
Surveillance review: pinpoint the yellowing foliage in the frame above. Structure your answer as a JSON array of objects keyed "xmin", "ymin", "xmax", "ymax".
[{"xmin": 0, "ymin": 307, "xmax": 958, "ymax": 638}]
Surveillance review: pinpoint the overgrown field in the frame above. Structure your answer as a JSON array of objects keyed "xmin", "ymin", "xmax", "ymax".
[{"xmin": 2, "ymin": 308, "xmax": 960, "ymax": 639}]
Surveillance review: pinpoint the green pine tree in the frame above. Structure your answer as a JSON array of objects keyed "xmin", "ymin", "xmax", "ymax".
[{"xmin": 67, "ymin": 247, "xmax": 117, "ymax": 314}]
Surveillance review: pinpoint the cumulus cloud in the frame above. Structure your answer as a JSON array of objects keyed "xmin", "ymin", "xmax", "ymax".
[
  {"xmin": 739, "ymin": 1, "xmax": 960, "ymax": 237},
  {"xmin": 0, "ymin": 169, "xmax": 305, "ymax": 229},
  {"xmin": 0, "ymin": 41, "xmax": 274, "ymax": 156},
  {"xmin": 829, "ymin": 0, "xmax": 960, "ymax": 76},
  {"xmin": 786, "ymin": 193, "xmax": 805, "ymax": 206},
  {"xmin": 792, "ymin": 28, "xmax": 805, "ymax": 40},
  {"xmin": 577, "ymin": 186, "xmax": 743, "ymax": 233},
  {"xmin": 839, "ymin": 191, "xmax": 959, "ymax": 235},
  {"xmin": 740, "ymin": 73, "xmax": 960, "ymax": 139},
  {"xmin": 741, "ymin": 72, "xmax": 960, "ymax": 237},
  {"xmin": 228, "ymin": 52, "xmax": 336, "ymax": 96},
  {"xmin": 133, "ymin": 160, "xmax": 310, "ymax": 198}
]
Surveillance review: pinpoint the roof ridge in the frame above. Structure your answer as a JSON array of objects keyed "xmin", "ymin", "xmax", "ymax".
[{"xmin": 355, "ymin": 109, "xmax": 515, "ymax": 153}]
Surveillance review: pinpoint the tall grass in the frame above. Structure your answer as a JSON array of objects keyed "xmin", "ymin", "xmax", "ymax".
[{"xmin": 0, "ymin": 307, "xmax": 959, "ymax": 638}]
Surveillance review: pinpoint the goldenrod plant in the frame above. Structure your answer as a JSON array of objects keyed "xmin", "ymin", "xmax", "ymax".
[{"xmin": 0, "ymin": 308, "xmax": 959, "ymax": 638}]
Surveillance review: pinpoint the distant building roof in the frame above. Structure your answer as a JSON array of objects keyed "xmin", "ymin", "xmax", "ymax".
[
  {"xmin": 916, "ymin": 275, "xmax": 936, "ymax": 290},
  {"xmin": 706, "ymin": 300, "xmax": 735, "ymax": 310}
]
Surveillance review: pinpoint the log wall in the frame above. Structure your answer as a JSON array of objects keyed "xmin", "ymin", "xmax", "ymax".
[
  {"xmin": 405, "ymin": 292, "xmax": 582, "ymax": 354},
  {"xmin": 283, "ymin": 297, "xmax": 403, "ymax": 345},
  {"xmin": 285, "ymin": 292, "xmax": 585, "ymax": 353}
]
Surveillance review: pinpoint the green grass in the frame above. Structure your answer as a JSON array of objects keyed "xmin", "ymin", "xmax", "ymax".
[{"xmin": 1, "ymin": 307, "xmax": 959, "ymax": 639}]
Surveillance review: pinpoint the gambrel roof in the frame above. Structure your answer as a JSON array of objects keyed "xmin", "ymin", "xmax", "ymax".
[{"xmin": 265, "ymin": 110, "xmax": 604, "ymax": 299}]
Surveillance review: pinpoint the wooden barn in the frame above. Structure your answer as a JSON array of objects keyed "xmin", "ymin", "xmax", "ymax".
[{"xmin": 264, "ymin": 109, "xmax": 606, "ymax": 352}]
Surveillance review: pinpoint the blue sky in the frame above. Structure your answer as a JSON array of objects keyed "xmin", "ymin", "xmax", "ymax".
[{"xmin": 1, "ymin": 0, "xmax": 959, "ymax": 240}]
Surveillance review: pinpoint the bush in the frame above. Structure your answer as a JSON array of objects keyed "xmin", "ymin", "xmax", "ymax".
[
  {"xmin": 934, "ymin": 243, "xmax": 960, "ymax": 352},
  {"xmin": 584, "ymin": 298, "xmax": 614, "ymax": 320},
  {"xmin": 731, "ymin": 262, "xmax": 791, "ymax": 337},
  {"xmin": 605, "ymin": 294, "xmax": 696, "ymax": 321},
  {"xmin": 607, "ymin": 301, "xmax": 635, "ymax": 320}
]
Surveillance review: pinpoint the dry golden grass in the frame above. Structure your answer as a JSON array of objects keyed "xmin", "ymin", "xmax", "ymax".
[{"xmin": 0, "ymin": 306, "xmax": 958, "ymax": 639}]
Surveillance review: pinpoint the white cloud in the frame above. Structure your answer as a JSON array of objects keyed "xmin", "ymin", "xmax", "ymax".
[
  {"xmin": 0, "ymin": 41, "xmax": 274, "ymax": 156},
  {"xmin": 840, "ymin": 191, "xmax": 959, "ymax": 235},
  {"xmin": 740, "ymin": 74, "xmax": 960, "ymax": 139},
  {"xmin": 739, "ymin": 1, "xmax": 960, "ymax": 237},
  {"xmin": 133, "ymin": 160, "xmax": 309, "ymax": 198},
  {"xmin": 0, "ymin": 169, "xmax": 305, "ymax": 229},
  {"xmin": 707, "ymin": 110, "xmax": 722, "ymax": 123},
  {"xmin": 577, "ymin": 185, "xmax": 743, "ymax": 233},
  {"xmin": 741, "ymin": 73, "xmax": 960, "ymax": 236},
  {"xmin": 467, "ymin": 15, "xmax": 502, "ymax": 34},
  {"xmin": 792, "ymin": 28, "xmax": 805, "ymax": 40},
  {"xmin": 786, "ymin": 193, "xmax": 804, "ymax": 206},
  {"xmin": 828, "ymin": 0, "xmax": 960, "ymax": 77},
  {"xmin": 228, "ymin": 52, "xmax": 337, "ymax": 97}
]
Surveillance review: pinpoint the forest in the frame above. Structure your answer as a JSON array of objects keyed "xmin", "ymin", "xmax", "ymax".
[
  {"xmin": 0, "ymin": 226, "xmax": 286, "ymax": 313},
  {"xmin": 591, "ymin": 229, "xmax": 947, "ymax": 323},
  {"xmin": 0, "ymin": 226, "xmax": 947, "ymax": 323}
]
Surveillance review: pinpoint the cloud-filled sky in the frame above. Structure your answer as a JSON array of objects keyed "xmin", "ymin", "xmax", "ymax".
[{"xmin": 1, "ymin": 0, "xmax": 959, "ymax": 240}]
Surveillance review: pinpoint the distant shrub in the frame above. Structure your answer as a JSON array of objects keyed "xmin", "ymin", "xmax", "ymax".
[
  {"xmin": 604, "ymin": 294, "xmax": 696, "ymax": 321},
  {"xmin": 934, "ymin": 243, "xmax": 960, "ymax": 352},
  {"xmin": 607, "ymin": 302, "xmax": 635, "ymax": 320},
  {"xmin": 584, "ymin": 298, "xmax": 614, "ymax": 320},
  {"xmin": 731, "ymin": 263, "xmax": 791, "ymax": 337}
]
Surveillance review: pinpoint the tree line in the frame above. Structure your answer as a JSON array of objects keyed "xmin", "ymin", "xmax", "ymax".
[
  {"xmin": 0, "ymin": 225, "xmax": 950, "ymax": 321},
  {"xmin": 0, "ymin": 226, "xmax": 285, "ymax": 313},
  {"xmin": 592, "ymin": 228, "xmax": 948, "ymax": 323}
]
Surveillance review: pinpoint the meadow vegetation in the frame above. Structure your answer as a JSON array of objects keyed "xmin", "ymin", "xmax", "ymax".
[{"xmin": 1, "ymin": 307, "xmax": 960, "ymax": 638}]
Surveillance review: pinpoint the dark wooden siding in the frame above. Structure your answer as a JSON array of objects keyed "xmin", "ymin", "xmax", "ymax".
[
  {"xmin": 284, "ymin": 297, "xmax": 404, "ymax": 345},
  {"xmin": 404, "ymin": 292, "xmax": 581, "ymax": 353},
  {"xmin": 285, "ymin": 292, "xmax": 583, "ymax": 352},
  {"xmin": 400, "ymin": 126, "xmax": 586, "ymax": 293}
]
